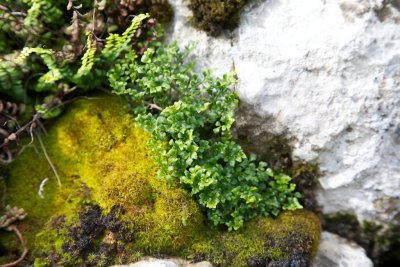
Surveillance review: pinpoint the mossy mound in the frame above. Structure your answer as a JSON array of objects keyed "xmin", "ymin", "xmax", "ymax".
[
  {"xmin": 189, "ymin": 0, "xmax": 249, "ymax": 36},
  {"xmin": 0, "ymin": 97, "xmax": 320, "ymax": 266}
]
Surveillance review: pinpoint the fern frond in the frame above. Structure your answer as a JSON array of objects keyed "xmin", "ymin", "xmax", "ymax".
[
  {"xmin": 24, "ymin": 0, "xmax": 42, "ymax": 30},
  {"xmin": 75, "ymin": 33, "xmax": 97, "ymax": 78},
  {"xmin": 0, "ymin": 58, "xmax": 26, "ymax": 101},
  {"xmin": 17, "ymin": 47, "xmax": 61, "ymax": 91},
  {"xmin": 16, "ymin": 47, "xmax": 55, "ymax": 66},
  {"xmin": 102, "ymin": 13, "xmax": 150, "ymax": 59}
]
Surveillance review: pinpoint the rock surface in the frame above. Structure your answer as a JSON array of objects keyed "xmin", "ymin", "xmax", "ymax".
[
  {"xmin": 167, "ymin": 0, "xmax": 400, "ymax": 225},
  {"xmin": 312, "ymin": 231, "xmax": 374, "ymax": 267},
  {"xmin": 111, "ymin": 257, "xmax": 212, "ymax": 267}
]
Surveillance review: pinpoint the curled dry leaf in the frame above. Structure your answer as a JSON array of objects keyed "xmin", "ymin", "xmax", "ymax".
[{"xmin": 0, "ymin": 205, "xmax": 27, "ymax": 230}]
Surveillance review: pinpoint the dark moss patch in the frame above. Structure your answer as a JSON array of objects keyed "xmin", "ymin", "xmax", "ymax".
[
  {"xmin": 60, "ymin": 204, "xmax": 122, "ymax": 267},
  {"xmin": 374, "ymin": 0, "xmax": 400, "ymax": 21},
  {"xmin": 104, "ymin": 0, "xmax": 173, "ymax": 28},
  {"xmin": 323, "ymin": 213, "xmax": 361, "ymax": 241},
  {"xmin": 323, "ymin": 212, "xmax": 400, "ymax": 267},
  {"xmin": 233, "ymin": 102, "xmax": 321, "ymax": 214},
  {"xmin": 235, "ymin": 130, "xmax": 292, "ymax": 171},
  {"xmin": 189, "ymin": 0, "xmax": 250, "ymax": 36},
  {"xmin": 289, "ymin": 163, "xmax": 320, "ymax": 213}
]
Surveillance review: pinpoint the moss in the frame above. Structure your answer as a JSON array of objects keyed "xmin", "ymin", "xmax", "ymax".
[
  {"xmin": 34, "ymin": 257, "xmax": 52, "ymax": 267},
  {"xmin": 2, "ymin": 97, "xmax": 320, "ymax": 266},
  {"xmin": 189, "ymin": 0, "xmax": 250, "ymax": 36},
  {"xmin": 289, "ymin": 163, "xmax": 321, "ymax": 213},
  {"xmin": 192, "ymin": 210, "xmax": 320, "ymax": 266}
]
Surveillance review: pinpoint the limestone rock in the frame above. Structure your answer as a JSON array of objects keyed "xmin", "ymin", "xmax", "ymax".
[
  {"xmin": 312, "ymin": 232, "xmax": 373, "ymax": 267},
  {"xmin": 111, "ymin": 257, "xmax": 212, "ymax": 267},
  {"xmin": 167, "ymin": 0, "xmax": 400, "ymax": 225},
  {"xmin": 112, "ymin": 259, "xmax": 178, "ymax": 267}
]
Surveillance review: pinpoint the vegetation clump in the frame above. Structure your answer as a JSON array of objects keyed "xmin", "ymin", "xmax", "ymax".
[
  {"xmin": 1, "ymin": 98, "xmax": 320, "ymax": 266},
  {"xmin": 0, "ymin": 1, "xmax": 317, "ymax": 265},
  {"xmin": 1, "ymin": 10, "xmax": 302, "ymax": 230},
  {"xmin": 0, "ymin": 0, "xmax": 172, "ymax": 55},
  {"xmin": 189, "ymin": 0, "xmax": 249, "ymax": 36},
  {"xmin": 108, "ymin": 41, "xmax": 302, "ymax": 230},
  {"xmin": 0, "ymin": 0, "xmax": 168, "ymax": 162}
]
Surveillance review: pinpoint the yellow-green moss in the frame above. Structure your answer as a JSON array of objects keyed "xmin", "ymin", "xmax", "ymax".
[{"xmin": 1, "ymin": 97, "xmax": 320, "ymax": 266}]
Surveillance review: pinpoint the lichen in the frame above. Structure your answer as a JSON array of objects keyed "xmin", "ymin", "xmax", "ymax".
[
  {"xmin": 189, "ymin": 0, "xmax": 249, "ymax": 36},
  {"xmin": 1, "ymin": 97, "xmax": 320, "ymax": 266}
]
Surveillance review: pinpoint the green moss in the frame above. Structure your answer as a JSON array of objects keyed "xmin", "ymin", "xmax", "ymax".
[
  {"xmin": 192, "ymin": 210, "xmax": 320, "ymax": 266},
  {"xmin": 189, "ymin": 0, "xmax": 249, "ymax": 36},
  {"xmin": 2, "ymin": 97, "xmax": 320, "ymax": 266},
  {"xmin": 34, "ymin": 257, "xmax": 52, "ymax": 267}
]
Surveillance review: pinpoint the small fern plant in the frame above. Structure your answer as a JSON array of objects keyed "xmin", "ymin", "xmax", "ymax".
[{"xmin": 107, "ymin": 42, "xmax": 303, "ymax": 230}]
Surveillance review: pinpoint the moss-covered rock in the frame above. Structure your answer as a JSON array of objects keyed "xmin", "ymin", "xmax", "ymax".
[
  {"xmin": 189, "ymin": 0, "xmax": 249, "ymax": 36},
  {"xmin": 0, "ymin": 97, "xmax": 320, "ymax": 266}
]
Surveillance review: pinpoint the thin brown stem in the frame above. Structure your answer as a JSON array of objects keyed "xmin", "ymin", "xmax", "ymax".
[{"xmin": 0, "ymin": 225, "xmax": 28, "ymax": 267}]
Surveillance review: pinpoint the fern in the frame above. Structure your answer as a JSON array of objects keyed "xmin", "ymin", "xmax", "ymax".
[
  {"xmin": 75, "ymin": 34, "xmax": 97, "ymax": 78},
  {"xmin": 109, "ymin": 42, "xmax": 302, "ymax": 230},
  {"xmin": 23, "ymin": 0, "xmax": 64, "ymax": 31},
  {"xmin": 23, "ymin": 0, "xmax": 42, "ymax": 30},
  {"xmin": 1, "ymin": 13, "xmax": 151, "ymax": 102},
  {"xmin": 102, "ymin": 13, "xmax": 150, "ymax": 60},
  {"xmin": 17, "ymin": 47, "xmax": 61, "ymax": 92},
  {"xmin": 0, "ymin": 58, "xmax": 26, "ymax": 101}
]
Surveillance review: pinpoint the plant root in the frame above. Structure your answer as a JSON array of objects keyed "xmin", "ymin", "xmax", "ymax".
[{"xmin": 0, "ymin": 225, "xmax": 28, "ymax": 267}]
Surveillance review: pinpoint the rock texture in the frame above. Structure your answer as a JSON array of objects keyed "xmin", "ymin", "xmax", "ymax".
[
  {"xmin": 167, "ymin": 0, "xmax": 400, "ymax": 225},
  {"xmin": 312, "ymin": 232, "xmax": 374, "ymax": 267},
  {"xmin": 111, "ymin": 258, "xmax": 212, "ymax": 267}
]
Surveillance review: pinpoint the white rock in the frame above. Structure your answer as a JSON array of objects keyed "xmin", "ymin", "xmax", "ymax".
[
  {"xmin": 312, "ymin": 232, "xmax": 373, "ymax": 267},
  {"xmin": 111, "ymin": 258, "xmax": 212, "ymax": 267},
  {"xmin": 167, "ymin": 0, "xmax": 400, "ymax": 225},
  {"xmin": 112, "ymin": 259, "xmax": 178, "ymax": 267}
]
